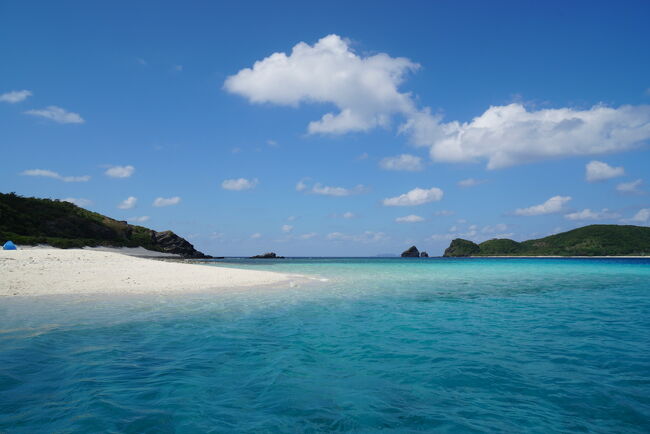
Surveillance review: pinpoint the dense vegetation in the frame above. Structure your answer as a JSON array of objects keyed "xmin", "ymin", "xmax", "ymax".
[
  {"xmin": 0, "ymin": 192, "xmax": 208, "ymax": 257},
  {"xmin": 444, "ymin": 225, "xmax": 650, "ymax": 257}
]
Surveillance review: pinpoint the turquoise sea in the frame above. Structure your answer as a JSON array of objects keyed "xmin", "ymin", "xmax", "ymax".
[{"xmin": 1, "ymin": 258, "xmax": 650, "ymax": 432}]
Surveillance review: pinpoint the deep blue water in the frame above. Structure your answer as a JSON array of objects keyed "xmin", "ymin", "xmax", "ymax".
[{"xmin": 1, "ymin": 258, "xmax": 650, "ymax": 432}]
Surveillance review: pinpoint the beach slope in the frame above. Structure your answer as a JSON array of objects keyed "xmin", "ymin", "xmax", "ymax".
[{"xmin": 0, "ymin": 249, "xmax": 294, "ymax": 296}]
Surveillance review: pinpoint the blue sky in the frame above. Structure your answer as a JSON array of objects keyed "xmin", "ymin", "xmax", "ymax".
[{"xmin": 2, "ymin": 0, "xmax": 649, "ymax": 256}]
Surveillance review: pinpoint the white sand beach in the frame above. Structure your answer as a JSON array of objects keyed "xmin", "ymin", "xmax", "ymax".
[{"xmin": 0, "ymin": 248, "xmax": 297, "ymax": 296}]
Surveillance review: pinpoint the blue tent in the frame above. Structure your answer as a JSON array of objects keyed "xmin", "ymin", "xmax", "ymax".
[{"xmin": 3, "ymin": 241, "xmax": 17, "ymax": 250}]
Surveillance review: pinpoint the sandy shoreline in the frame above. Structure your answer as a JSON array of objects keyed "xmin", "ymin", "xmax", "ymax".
[{"xmin": 0, "ymin": 248, "xmax": 299, "ymax": 297}]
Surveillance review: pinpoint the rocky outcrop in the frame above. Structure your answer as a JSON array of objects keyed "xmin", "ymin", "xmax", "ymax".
[
  {"xmin": 151, "ymin": 230, "xmax": 211, "ymax": 258},
  {"xmin": 443, "ymin": 239, "xmax": 480, "ymax": 257},
  {"xmin": 420, "ymin": 251, "xmax": 429, "ymax": 257},
  {"xmin": 401, "ymin": 246, "xmax": 420, "ymax": 257},
  {"xmin": 250, "ymin": 252, "xmax": 285, "ymax": 259}
]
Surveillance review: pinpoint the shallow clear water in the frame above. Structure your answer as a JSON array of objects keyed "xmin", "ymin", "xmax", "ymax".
[{"xmin": 1, "ymin": 258, "xmax": 650, "ymax": 432}]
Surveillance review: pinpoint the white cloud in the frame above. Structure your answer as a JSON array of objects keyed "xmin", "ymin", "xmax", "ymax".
[
  {"xmin": 267, "ymin": 139, "xmax": 278, "ymax": 147},
  {"xmin": 482, "ymin": 223, "xmax": 508, "ymax": 233},
  {"xmin": 343, "ymin": 211, "xmax": 355, "ymax": 219},
  {"xmin": 357, "ymin": 152, "xmax": 369, "ymax": 160},
  {"xmin": 585, "ymin": 161, "xmax": 625, "ymax": 182},
  {"xmin": 311, "ymin": 183, "xmax": 366, "ymax": 197},
  {"xmin": 0, "ymin": 90, "xmax": 32, "ymax": 103},
  {"xmin": 62, "ymin": 198, "xmax": 92, "ymax": 207},
  {"xmin": 299, "ymin": 232, "xmax": 318, "ymax": 240},
  {"xmin": 287, "ymin": 215, "xmax": 297, "ymax": 221},
  {"xmin": 382, "ymin": 187, "xmax": 443, "ymax": 206},
  {"xmin": 224, "ymin": 34, "xmax": 418, "ymax": 134},
  {"xmin": 564, "ymin": 208, "xmax": 621, "ymax": 221},
  {"xmin": 514, "ymin": 195, "xmax": 571, "ymax": 216},
  {"xmin": 626, "ymin": 208, "xmax": 650, "ymax": 223},
  {"xmin": 24, "ymin": 106, "xmax": 84, "ymax": 124},
  {"xmin": 396, "ymin": 214, "xmax": 424, "ymax": 223},
  {"xmin": 458, "ymin": 178, "xmax": 486, "ymax": 187},
  {"xmin": 617, "ymin": 179, "xmax": 643, "ymax": 193},
  {"xmin": 402, "ymin": 104, "xmax": 650, "ymax": 169},
  {"xmin": 326, "ymin": 231, "xmax": 388, "ymax": 243},
  {"xmin": 105, "ymin": 165, "xmax": 135, "ymax": 178},
  {"xmin": 173, "ymin": 64, "xmax": 183, "ymax": 72},
  {"xmin": 296, "ymin": 178, "xmax": 309, "ymax": 191},
  {"xmin": 250, "ymin": 232, "xmax": 262, "ymax": 239},
  {"xmin": 129, "ymin": 216, "xmax": 150, "ymax": 223},
  {"xmin": 282, "ymin": 224, "xmax": 293, "ymax": 233},
  {"xmin": 21, "ymin": 169, "xmax": 90, "ymax": 182},
  {"xmin": 153, "ymin": 196, "xmax": 181, "ymax": 207},
  {"xmin": 222, "ymin": 178, "xmax": 258, "ymax": 191},
  {"xmin": 118, "ymin": 196, "xmax": 137, "ymax": 210},
  {"xmin": 379, "ymin": 154, "xmax": 423, "ymax": 171}
]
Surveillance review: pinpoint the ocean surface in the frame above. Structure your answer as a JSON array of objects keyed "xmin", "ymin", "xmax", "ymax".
[{"xmin": 1, "ymin": 257, "xmax": 650, "ymax": 432}]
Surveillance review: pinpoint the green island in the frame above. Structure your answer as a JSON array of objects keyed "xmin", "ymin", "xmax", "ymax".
[
  {"xmin": 443, "ymin": 224, "xmax": 650, "ymax": 257},
  {"xmin": 0, "ymin": 192, "xmax": 209, "ymax": 258}
]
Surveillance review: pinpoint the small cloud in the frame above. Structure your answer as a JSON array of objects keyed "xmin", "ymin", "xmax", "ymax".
[
  {"xmin": 299, "ymin": 232, "xmax": 318, "ymax": 240},
  {"xmin": 514, "ymin": 195, "xmax": 571, "ymax": 216},
  {"xmin": 564, "ymin": 208, "xmax": 620, "ymax": 221},
  {"xmin": 396, "ymin": 214, "xmax": 424, "ymax": 223},
  {"xmin": 267, "ymin": 139, "xmax": 279, "ymax": 147},
  {"xmin": 21, "ymin": 169, "xmax": 90, "ymax": 182},
  {"xmin": 231, "ymin": 147, "xmax": 242, "ymax": 154},
  {"xmin": 105, "ymin": 165, "xmax": 135, "ymax": 178},
  {"xmin": 287, "ymin": 215, "xmax": 297, "ymax": 221},
  {"xmin": 623, "ymin": 208, "xmax": 650, "ymax": 224},
  {"xmin": 586, "ymin": 160, "xmax": 625, "ymax": 182},
  {"xmin": 481, "ymin": 223, "xmax": 508, "ymax": 233},
  {"xmin": 136, "ymin": 58, "xmax": 147, "ymax": 66},
  {"xmin": 62, "ymin": 198, "xmax": 92, "ymax": 207},
  {"xmin": 311, "ymin": 183, "xmax": 366, "ymax": 197},
  {"xmin": 383, "ymin": 187, "xmax": 443, "ymax": 206},
  {"xmin": 222, "ymin": 178, "xmax": 258, "ymax": 191},
  {"xmin": 172, "ymin": 64, "xmax": 183, "ymax": 72},
  {"xmin": 357, "ymin": 152, "xmax": 369, "ymax": 160},
  {"xmin": 210, "ymin": 232, "xmax": 224, "ymax": 240},
  {"xmin": 129, "ymin": 216, "xmax": 150, "ymax": 223},
  {"xmin": 433, "ymin": 210, "xmax": 455, "ymax": 216},
  {"xmin": 153, "ymin": 196, "xmax": 181, "ymax": 207},
  {"xmin": 282, "ymin": 224, "xmax": 293, "ymax": 233},
  {"xmin": 296, "ymin": 178, "xmax": 310, "ymax": 191},
  {"xmin": 616, "ymin": 179, "xmax": 643, "ymax": 194},
  {"xmin": 24, "ymin": 106, "xmax": 84, "ymax": 124},
  {"xmin": 343, "ymin": 211, "xmax": 355, "ymax": 219},
  {"xmin": 458, "ymin": 178, "xmax": 486, "ymax": 188},
  {"xmin": 379, "ymin": 154, "xmax": 423, "ymax": 171},
  {"xmin": 250, "ymin": 232, "xmax": 262, "ymax": 239},
  {"xmin": 118, "ymin": 196, "xmax": 137, "ymax": 210},
  {"xmin": 0, "ymin": 90, "xmax": 32, "ymax": 103}
]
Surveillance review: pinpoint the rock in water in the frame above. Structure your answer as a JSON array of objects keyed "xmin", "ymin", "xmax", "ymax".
[
  {"xmin": 250, "ymin": 252, "xmax": 285, "ymax": 259},
  {"xmin": 420, "ymin": 251, "xmax": 429, "ymax": 257},
  {"xmin": 401, "ymin": 246, "xmax": 420, "ymax": 257}
]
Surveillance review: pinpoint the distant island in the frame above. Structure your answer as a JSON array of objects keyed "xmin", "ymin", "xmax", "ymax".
[
  {"xmin": 443, "ymin": 225, "xmax": 650, "ymax": 257},
  {"xmin": 0, "ymin": 192, "xmax": 210, "ymax": 258}
]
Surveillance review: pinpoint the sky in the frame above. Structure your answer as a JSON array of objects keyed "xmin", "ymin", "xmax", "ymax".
[{"xmin": 1, "ymin": 0, "xmax": 650, "ymax": 256}]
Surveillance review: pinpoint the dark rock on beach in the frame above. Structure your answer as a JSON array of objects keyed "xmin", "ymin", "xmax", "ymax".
[
  {"xmin": 420, "ymin": 251, "xmax": 429, "ymax": 257},
  {"xmin": 250, "ymin": 252, "xmax": 285, "ymax": 259},
  {"xmin": 151, "ymin": 230, "xmax": 211, "ymax": 259},
  {"xmin": 401, "ymin": 246, "xmax": 420, "ymax": 257}
]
